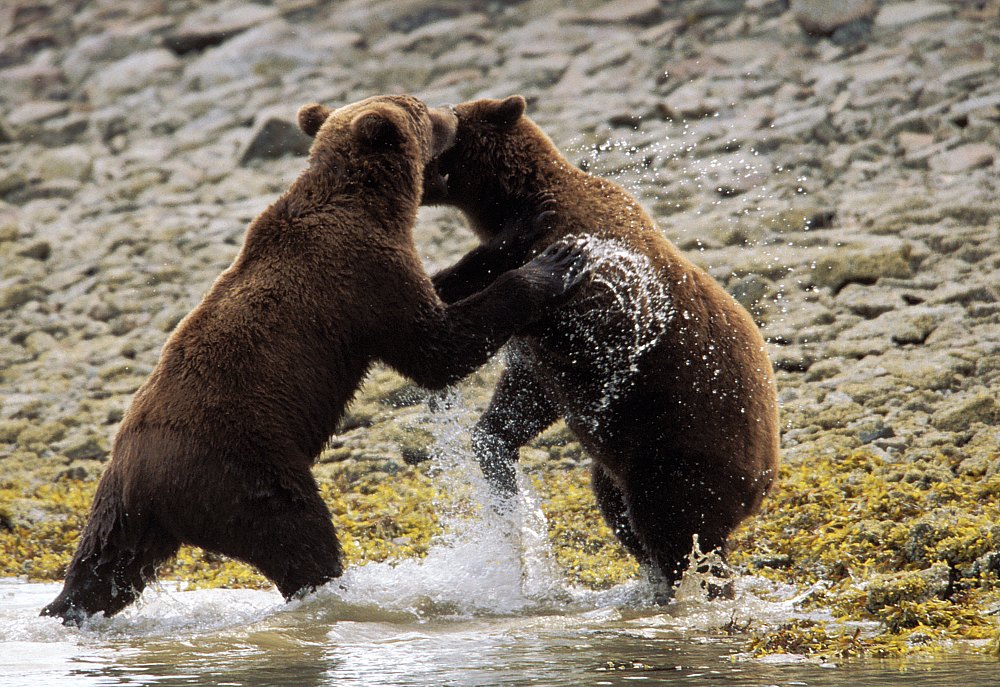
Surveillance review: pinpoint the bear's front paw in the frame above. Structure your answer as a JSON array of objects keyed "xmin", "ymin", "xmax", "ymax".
[
  {"xmin": 519, "ymin": 240, "xmax": 590, "ymax": 305},
  {"xmin": 491, "ymin": 191, "xmax": 557, "ymax": 264}
]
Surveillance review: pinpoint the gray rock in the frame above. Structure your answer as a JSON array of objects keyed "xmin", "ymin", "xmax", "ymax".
[
  {"xmin": 0, "ymin": 170, "xmax": 29, "ymax": 198},
  {"xmin": 34, "ymin": 145, "xmax": 93, "ymax": 183},
  {"xmin": 164, "ymin": 3, "xmax": 278, "ymax": 55},
  {"xmin": 812, "ymin": 242, "xmax": 913, "ymax": 292},
  {"xmin": 238, "ymin": 110, "xmax": 313, "ymax": 166},
  {"xmin": 791, "ymin": 0, "xmax": 877, "ymax": 36},
  {"xmin": 880, "ymin": 350, "xmax": 975, "ymax": 391},
  {"xmin": 935, "ymin": 62, "xmax": 996, "ymax": 91},
  {"xmin": 929, "ymin": 282, "xmax": 998, "ymax": 306},
  {"xmin": 728, "ymin": 273, "xmax": 773, "ymax": 314},
  {"xmin": 84, "ymin": 49, "xmax": 182, "ymax": 102},
  {"xmin": 659, "ymin": 79, "xmax": 723, "ymax": 119},
  {"xmin": 949, "ymin": 93, "xmax": 1000, "ymax": 119},
  {"xmin": 577, "ymin": 0, "xmax": 663, "ymax": 26},
  {"xmin": 0, "ymin": 64, "xmax": 66, "ymax": 102},
  {"xmin": 856, "ymin": 305, "xmax": 964, "ymax": 346},
  {"xmin": 929, "ymin": 143, "xmax": 996, "ymax": 174},
  {"xmin": 61, "ymin": 28, "xmax": 162, "ymax": 84},
  {"xmin": 854, "ymin": 420, "xmax": 895, "ymax": 445},
  {"xmin": 1, "ymin": 283, "xmax": 46, "ymax": 311},
  {"xmin": 931, "ymin": 393, "xmax": 1000, "ymax": 432},
  {"xmin": 58, "ymin": 434, "xmax": 109, "ymax": 461},
  {"xmin": 769, "ymin": 105, "xmax": 829, "ymax": 137},
  {"xmin": 6, "ymin": 101, "xmax": 70, "ymax": 130},
  {"xmin": 836, "ymin": 283, "xmax": 903, "ymax": 318},
  {"xmin": 663, "ymin": 0, "xmax": 745, "ymax": 18},
  {"xmin": 185, "ymin": 20, "xmax": 361, "ymax": 88},
  {"xmin": 16, "ymin": 241, "xmax": 51, "ymax": 261},
  {"xmin": 875, "ymin": 2, "xmax": 952, "ymax": 26}
]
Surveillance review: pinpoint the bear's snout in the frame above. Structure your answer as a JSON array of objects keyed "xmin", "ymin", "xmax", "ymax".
[{"xmin": 429, "ymin": 107, "xmax": 458, "ymax": 159}]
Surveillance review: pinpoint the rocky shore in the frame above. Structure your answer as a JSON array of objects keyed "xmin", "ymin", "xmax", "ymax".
[{"xmin": 1, "ymin": 0, "xmax": 998, "ymax": 657}]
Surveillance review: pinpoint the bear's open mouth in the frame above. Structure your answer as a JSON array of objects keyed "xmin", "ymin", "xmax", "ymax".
[
  {"xmin": 423, "ymin": 105, "xmax": 457, "ymax": 203},
  {"xmin": 422, "ymin": 157, "xmax": 450, "ymax": 202}
]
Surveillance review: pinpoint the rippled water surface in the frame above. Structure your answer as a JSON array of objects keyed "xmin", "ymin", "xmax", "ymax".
[{"xmin": 4, "ymin": 547, "xmax": 998, "ymax": 687}]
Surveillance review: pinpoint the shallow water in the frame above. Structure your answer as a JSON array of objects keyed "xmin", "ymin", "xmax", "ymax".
[{"xmin": 4, "ymin": 576, "xmax": 999, "ymax": 687}]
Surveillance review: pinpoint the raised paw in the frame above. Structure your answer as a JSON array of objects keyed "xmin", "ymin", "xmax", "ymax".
[
  {"xmin": 520, "ymin": 240, "xmax": 590, "ymax": 303},
  {"xmin": 491, "ymin": 190, "xmax": 558, "ymax": 263}
]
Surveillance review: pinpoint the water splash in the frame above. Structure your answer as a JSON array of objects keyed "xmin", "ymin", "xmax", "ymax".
[
  {"xmin": 550, "ymin": 235, "xmax": 674, "ymax": 428},
  {"xmin": 319, "ymin": 390, "xmax": 573, "ymax": 619}
]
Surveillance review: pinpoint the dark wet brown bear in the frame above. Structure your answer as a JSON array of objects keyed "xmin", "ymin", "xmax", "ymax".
[
  {"xmin": 423, "ymin": 95, "xmax": 779, "ymax": 591},
  {"xmin": 41, "ymin": 95, "xmax": 586, "ymax": 624}
]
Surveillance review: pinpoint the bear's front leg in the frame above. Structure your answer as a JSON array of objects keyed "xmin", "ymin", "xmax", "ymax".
[
  {"xmin": 432, "ymin": 192, "xmax": 556, "ymax": 304},
  {"xmin": 471, "ymin": 349, "xmax": 560, "ymax": 500},
  {"xmin": 383, "ymin": 241, "xmax": 589, "ymax": 390}
]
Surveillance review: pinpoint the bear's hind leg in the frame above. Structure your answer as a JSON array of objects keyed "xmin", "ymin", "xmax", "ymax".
[
  {"xmin": 42, "ymin": 518, "xmax": 180, "ymax": 623},
  {"xmin": 209, "ymin": 474, "xmax": 343, "ymax": 600},
  {"xmin": 591, "ymin": 463, "xmax": 647, "ymax": 564},
  {"xmin": 41, "ymin": 465, "xmax": 181, "ymax": 623},
  {"xmin": 623, "ymin": 464, "xmax": 736, "ymax": 598}
]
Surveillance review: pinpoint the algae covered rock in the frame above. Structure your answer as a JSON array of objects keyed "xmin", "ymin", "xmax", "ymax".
[
  {"xmin": 864, "ymin": 561, "xmax": 951, "ymax": 614},
  {"xmin": 931, "ymin": 393, "xmax": 1000, "ymax": 432},
  {"xmin": 812, "ymin": 243, "xmax": 913, "ymax": 292}
]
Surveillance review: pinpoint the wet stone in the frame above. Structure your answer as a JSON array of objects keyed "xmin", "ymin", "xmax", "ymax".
[
  {"xmin": 928, "ymin": 143, "xmax": 996, "ymax": 174},
  {"xmin": 791, "ymin": 0, "xmax": 877, "ymax": 36},
  {"xmin": 931, "ymin": 393, "xmax": 1000, "ymax": 432},
  {"xmin": 813, "ymin": 243, "xmax": 913, "ymax": 292},
  {"xmin": 238, "ymin": 110, "xmax": 312, "ymax": 166},
  {"xmin": 875, "ymin": 2, "xmax": 952, "ymax": 26}
]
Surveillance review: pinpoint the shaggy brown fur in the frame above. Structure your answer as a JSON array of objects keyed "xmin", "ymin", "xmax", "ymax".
[
  {"xmin": 423, "ymin": 95, "xmax": 779, "ymax": 592},
  {"xmin": 42, "ymin": 95, "xmax": 586, "ymax": 623}
]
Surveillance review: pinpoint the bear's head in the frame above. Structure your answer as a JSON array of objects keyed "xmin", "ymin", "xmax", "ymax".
[
  {"xmin": 422, "ymin": 95, "xmax": 559, "ymax": 235},
  {"xmin": 296, "ymin": 95, "xmax": 457, "ymax": 197}
]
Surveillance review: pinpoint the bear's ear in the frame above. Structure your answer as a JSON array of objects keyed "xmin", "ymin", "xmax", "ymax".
[
  {"xmin": 484, "ymin": 95, "xmax": 526, "ymax": 128},
  {"xmin": 350, "ymin": 110, "xmax": 403, "ymax": 150},
  {"xmin": 298, "ymin": 103, "xmax": 332, "ymax": 138}
]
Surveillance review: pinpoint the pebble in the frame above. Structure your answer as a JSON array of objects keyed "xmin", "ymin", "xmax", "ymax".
[
  {"xmin": 791, "ymin": 0, "xmax": 877, "ymax": 36},
  {"xmin": 875, "ymin": 2, "xmax": 953, "ymax": 26},
  {"xmin": 928, "ymin": 143, "xmax": 996, "ymax": 174},
  {"xmin": 238, "ymin": 109, "xmax": 313, "ymax": 166}
]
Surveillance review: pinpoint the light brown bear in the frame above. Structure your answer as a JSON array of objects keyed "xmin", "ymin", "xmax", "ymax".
[
  {"xmin": 41, "ymin": 95, "xmax": 587, "ymax": 624},
  {"xmin": 423, "ymin": 95, "xmax": 779, "ymax": 592}
]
